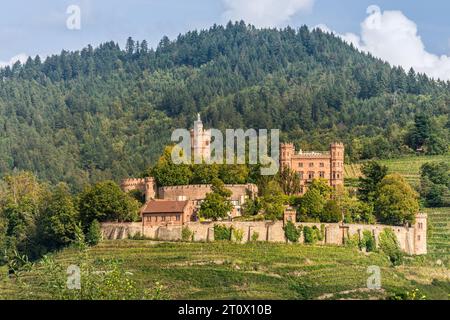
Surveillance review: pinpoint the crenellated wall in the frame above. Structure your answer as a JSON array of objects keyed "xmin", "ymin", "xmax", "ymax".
[{"xmin": 101, "ymin": 216, "xmax": 427, "ymax": 255}]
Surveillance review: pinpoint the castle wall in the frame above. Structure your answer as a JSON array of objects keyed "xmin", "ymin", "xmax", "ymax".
[
  {"xmin": 159, "ymin": 184, "xmax": 257, "ymax": 203},
  {"xmin": 101, "ymin": 219, "xmax": 427, "ymax": 255}
]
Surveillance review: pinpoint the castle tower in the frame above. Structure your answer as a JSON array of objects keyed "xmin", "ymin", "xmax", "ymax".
[
  {"xmin": 120, "ymin": 177, "xmax": 156, "ymax": 203},
  {"xmin": 144, "ymin": 177, "xmax": 157, "ymax": 202},
  {"xmin": 280, "ymin": 143, "xmax": 295, "ymax": 169},
  {"xmin": 414, "ymin": 213, "xmax": 427, "ymax": 255},
  {"xmin": 190, "ymin": 113, "xmax": 211, "ymax": 163},
  {"xmin": 330, "ymin": 142, "xmax": 344, "ymax": 188}
]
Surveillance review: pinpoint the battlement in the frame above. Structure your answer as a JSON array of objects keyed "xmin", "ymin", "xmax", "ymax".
[
  {"xmin": 293, "ymin": 151, "xmax": 331, "ymax": 158},
  {"xmin": 415, "ymin": 212, "xmax": 428, "ymax": 219},
  {"xmin": 121, "ymin": 178, "xmax": 146, "ymax": 186},
  {"xmin": 280, "ymin": 143, "xmax": 295, "ymax": 149},
  {"xmin": 330, "ymin": 142, "xmax": 344, "ymax": 147}
]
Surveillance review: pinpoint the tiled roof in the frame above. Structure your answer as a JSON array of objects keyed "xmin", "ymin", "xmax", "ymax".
[{"xmin": 141, "ymin": 200, "xmax": 188, "ymax": 214}]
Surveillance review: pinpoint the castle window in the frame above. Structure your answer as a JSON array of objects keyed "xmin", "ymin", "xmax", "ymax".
[
  {"xmin": 309, "ymin": 163, "xmax": 314, "ymax": 168},
  {"xmin": 298, "ymin": 163, "xmax": 303, "ymax": 168},
  {"xmin": 308, "ymin": 172, "xmax": 314, "ymax": 180},
  {"xmin": 299, "ymin": 172, "xmax": 303, "ymax": 179},
  {"xmin": 176, "ymin": 215, "xmax": 181, "ymax": 221},
  {"xmin": 417, "ymin": 235, "xmax": 421, "ymax": 241},
  {"xmin": 418, "ymin": 222, "xmax": 423, "ymax": 229},
  {"xmin": 161, "ymin": 216, "xmax": 166, "ymax": 222},
  {"xmin": 319, "ymin": 171, "xmax": 325, "ymax": 178},
  {"xmin": 320, "ymin": 163, "xmax": 324, "ymax": 167}
]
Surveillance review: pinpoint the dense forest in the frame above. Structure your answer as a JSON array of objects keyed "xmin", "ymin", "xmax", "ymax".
[{"xmin": 0, "ymin": 22, "xmax": 449, "ymax": 191}]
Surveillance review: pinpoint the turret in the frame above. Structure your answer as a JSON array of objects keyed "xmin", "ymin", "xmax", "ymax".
[
  {"xmin": 414, "ymin": 213, "xmax": 427, "ymax": 255},
  {"xmin": 330, "ymin": 142, "xmax": 345, "ymax": 188},
  {"xmin": 144, "ymin": 177, "xmax": 157, "ymax": 202},
  {"xmin": 280, "ymin": 143, "xmax": 295, "ymax": 169},
  {"xmin": 190, "ymin": 113, "xmax": 211, "ymax": 163}
]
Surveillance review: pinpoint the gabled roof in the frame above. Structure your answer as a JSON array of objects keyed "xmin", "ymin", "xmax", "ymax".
[{"xmin": 141, "ymin": 200, "xmax": 188, "ymax": 214}]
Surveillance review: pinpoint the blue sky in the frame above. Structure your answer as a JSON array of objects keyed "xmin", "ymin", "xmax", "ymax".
[{"xmin": 1, "ymin": 0, "xmax": 450, "ymax": 79}]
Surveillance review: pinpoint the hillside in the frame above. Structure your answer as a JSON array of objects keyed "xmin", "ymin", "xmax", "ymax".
[
  {"xmin": 426, "ymin": 207, "xmax": 450, "ymax": 261},
  {"xmin": 0, "ymin": 22, "xmax": 449, "ymax": 191},
  {"xmin": 345, "ymin": 154, "xmax": 450, "ymax": 187},
  {"xmin": 1, "ymin": 241, "xmax": 449, "ymax": 300}
]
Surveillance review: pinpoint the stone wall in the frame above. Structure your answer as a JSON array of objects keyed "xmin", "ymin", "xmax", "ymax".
[
  {"xmin": 158, "ymin": 184, "xmax": 257, "ymax": 202},
  {"xmin": 101, "ymin": 219, "xmax": 427, "ymax": 255}
]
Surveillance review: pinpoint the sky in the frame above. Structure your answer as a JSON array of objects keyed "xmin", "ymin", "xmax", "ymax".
[{"xmin": 1, "ymin": 0, "xmax": 450, "ymax": 79}]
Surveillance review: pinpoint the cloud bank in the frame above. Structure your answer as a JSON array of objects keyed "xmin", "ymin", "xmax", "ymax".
[
  {"xmin": 0, "ymin": 53, "xmax": 29, "ymax": 68},
  {"xmin": 316, "ymin": 6, "xmax": 450, "ymax": 81},
  {"xmin": 222, "ymin": 0, "xmax": 314, "ymax": 27}
]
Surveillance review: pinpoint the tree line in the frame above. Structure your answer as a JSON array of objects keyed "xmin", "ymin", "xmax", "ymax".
[{"xmin": 0, "ymin": 22, "xmax": 448, "ymax": 192}]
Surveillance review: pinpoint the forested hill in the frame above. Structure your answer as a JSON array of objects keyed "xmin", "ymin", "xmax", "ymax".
[{"xmin": 0, "ymin": 22, "xmax": 449, "ymax": 191}]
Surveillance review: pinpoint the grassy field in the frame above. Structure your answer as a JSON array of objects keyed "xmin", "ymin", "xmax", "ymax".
[
  {"xmin": 345, "ymin": 154, "xmax": 450, "ymax": 187},
  {"xmin": 0, "ymin": 239, "xmax": 449, "ymax": 300}
]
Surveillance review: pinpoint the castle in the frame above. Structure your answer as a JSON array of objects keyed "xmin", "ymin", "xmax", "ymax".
[
  {"xmin": 280, "ymin": 142, "xmax": 345, "ymax": 194},
  {"xmin": 121, "ymin": 116, "xmax": 346, "ymax": 222},
  {"xmin": 114, "ymin": 116, "xmax": 428, "ymax": 255}
]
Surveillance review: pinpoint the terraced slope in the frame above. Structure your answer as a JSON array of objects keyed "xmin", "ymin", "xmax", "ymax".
[
  {"xmin": 1, "ymin": 241, "xmax": 449, "ymax": 300},
  {"xmin": 426, "ymin": 208, "xmax": 450, "ymax": 261},
  {"xmin": 345, "ymin": 155, "xmax": 450, "ymax": 187}
]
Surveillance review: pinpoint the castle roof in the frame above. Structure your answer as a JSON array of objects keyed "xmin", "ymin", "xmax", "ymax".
[{"xmin": 141, "ymin": 200, "xmax": 189, "ymax": 214}]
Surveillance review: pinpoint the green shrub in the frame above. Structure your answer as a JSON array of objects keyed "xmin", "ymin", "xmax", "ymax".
[
  {"xmin": 317, "ymin": 225, "xmax": 325, "ymax": 241},
  {"xmin": 251, "ymin": 231, "xmax": 260, "ymax": 242},
  {"xmin": 361, "ymin": 230, "xmax": 376, "ymax": 252},
  {"xmin": 128, "ymin": 232, "xmax": 150, "ymax": 240},
  {"xmin": 389, "ymin": 288, "xmax": 427, "ymax": 300},
  {"xmin": 232, "ymin": 228, "xmax": 244, "ymax": 243},
  {"xmin": 320, "ymin": 200, "xmax": 342, "ymax": 222},
  {"xmin": 379, "ymin": 228, "xmax": 404, "ymax": 266},
  {"xmin": 303, "ymin": 226, "xmax": 318, "ymax": 244},
  {"xmin": 344, "ymin": 233, "xmax": 360, "ymax": 248},
  {"xmin": 214, "ymin": 225, "xmax": 232, "ymax": 241},
  {"xmin": 182, "ymin": 227, "xmax": 193, "ymax": 242},
  {"xmin": 283, "ymin": 221, "xmax": 302, "ymax": 243},
  {"xmin": 85, "ymin": 220, "xmax": 102, "ymax": 246}
]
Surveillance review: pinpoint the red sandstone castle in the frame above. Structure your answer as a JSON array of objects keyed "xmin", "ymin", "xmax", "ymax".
[
  {"xmin": 121, "ymin": 115, "xmax": 345, "ymax": 226},
  {"xmin": 280, "ymin": 142, "xmax": 345, "ymax": 194}
]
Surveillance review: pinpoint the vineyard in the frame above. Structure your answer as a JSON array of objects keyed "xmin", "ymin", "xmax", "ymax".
[
  {"xmin": 1, "ymin": 239, "xmax": 449, "ymax": 300},
  {"xmin": 426, "ymin": 207, "xmax": 450, "ymax": 262},
  {"xmin": 345, "ymin": 154, "xmax": 450, "ymax": 187}
]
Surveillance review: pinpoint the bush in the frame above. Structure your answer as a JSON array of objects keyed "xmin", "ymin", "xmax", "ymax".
[
  {"xmin": 379, "ymin": 228, "xmax": 404, "ymax": 266},
  {"xmin": 345, "ymin": 234, "xmax": 360, "ymax": 248},
  {"xmin": 128, "ymin": 232, "xmax": 149, "ymax": 241},
  {"xmin": 361, "ymin": 230, "xmax": 376, "ymax": 252},
  {"xmin": 181, "ymin": 227, "xmax": 193, "ymax": 242},
  {"xmin": 320, "ymin": 200, "xmax": 342, "ymax": 223},
  {"xmin": 251, "ymin": 231, "xmax": 260, "ymax": 242},
  {"xmin": 303, "ymin": 226, "xmax": 317, "ymax": 244},
  {"xmin": 283, "ymin": 221, "xmax": 302, "ymax": 243},
  {"xmin": 232, "ymin": 228, "xmax": 244, "ymax": 243},
  {"xmin": 214, "ymin": 225, "xmax": 232, "ymax": 241},
  {"xmin": 85, "ymin": 220, "xmax": 102, "ymax": 246}
]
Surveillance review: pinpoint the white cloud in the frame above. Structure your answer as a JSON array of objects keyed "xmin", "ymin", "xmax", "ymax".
[
  {"xmin": 0, "ymin": 53, "xmax": 29, "ymax": 68},
  {"xmin": 317, "ymin": 6, "xmax": 450, "ymax": 81},
  {"xmin": 222, "ymin": 0, "xmax": 314, "ymax": 27}
]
